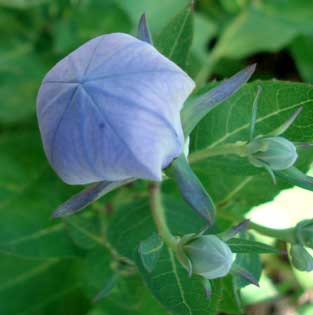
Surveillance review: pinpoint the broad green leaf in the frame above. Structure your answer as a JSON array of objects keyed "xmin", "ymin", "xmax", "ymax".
[
  {"xmin": 64, "ymin": 212, "xmax": 105, "ymax": 251},
  {"xmin": 108, "ymin": 196, "xmax": 222, "ymax": 315},
  {"xmin": 81, "ymin": 246, "xmax": 164, "ymax": 314},
  {"xmin": 212, "ymin": 6, "xmax": 297, "ymax": 60},
  {"xmin": 116, "ymin": 0, "xmax": 190, "ymax": 34},
  {"xmin": 81, "ymin": 246, "xmax": 114, "ymax": 299},
  {"xmin": 190, "ymin": 81, "xmax": 313, "ymax": 215},
  {"xmin": 139, "ymin": 233, "xmax": 163, "ymax": 273},
  {"xmin": 219, "ymin": 276, "xmax": 242, "ymax": 314},
  {"xmin": 186, "ymin": 13, "xmax": 216, "ymax": 78},
  {"xmin": 227, "ymin": 238, "xmax": 279, "ymax": 254},
  {"xmin": 0, "ymin": 42, "xmax": 47, "ymax": 124},
  {"xmin": 0, "ymin": 253, "xmax": 89, "ymax": 315},
  {"xmin": 86, "ymin": 275, "xmax": 166, "ymax": 315},
  {"xmin": 136, "ymin": 248, "xmax": 223, "ymax": 315},
  {"xmin": 261, "ymin": 0, "xmax": 313, "ymax": 36},
  {"xmin": 213, "ymin": 1, "xmax": 313, "ymax": 61},
  {"xmin": 0, "ymin": 0, "xmax": 49, "ymax": 8},
  {"xmin": 0, "ymin": 131, "xmax": 80, "ymax": 258},
  {"xmin": 155, "ymin": 3, "xmax": 193, "ymax": 70},
  {"xmin": 53, "ymin": 3, "xmax": 132, "ymax": 53},
  {"xmin": 290, "ymin": 35, "xmax": 313, "ymax": 83}
]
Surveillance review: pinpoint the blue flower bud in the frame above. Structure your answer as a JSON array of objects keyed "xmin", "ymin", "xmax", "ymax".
[
  {"xmin": 247, "ymin": 136, "xmax": 297, "ymax": 171},
  {"xmin": 178, "ymin": 234, "xmax": 233, "ymax": 279},
  {"xmin": 37, "ymin": 33, "xmax": 195, "ymax": 184}
]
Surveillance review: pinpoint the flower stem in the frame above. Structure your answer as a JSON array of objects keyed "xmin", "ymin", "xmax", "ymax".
[
  {"xmin": 248, "ymin": 221, "xmax": 296, "ymax": 243},
  {"xmin": 149, "ymin": 183, "xmax": 178, "ymax": 251},
  {"xmin": 218, "ymin": 210, "xmax": 296, "ymax": 243},
  {"xmin": 189, "ymin": 141, "xmax": 247, "ymax": 164}
]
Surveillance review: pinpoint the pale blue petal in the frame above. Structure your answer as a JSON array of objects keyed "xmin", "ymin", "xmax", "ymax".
[{"xmin": 37, "ymin": 33, "xmax": 195, "ymax": 184}]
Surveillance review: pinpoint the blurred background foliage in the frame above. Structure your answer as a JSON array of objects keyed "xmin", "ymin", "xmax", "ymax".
[{"xmin": 1, "ymin": 0, "xmax": 313, "ymax": 314}]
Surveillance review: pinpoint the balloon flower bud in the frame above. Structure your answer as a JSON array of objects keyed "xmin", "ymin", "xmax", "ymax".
[
  {"xmin": 247, "ymin": 136, "xmax": 297, "ymax": 171},
  {"xmin": 177, "ymin": 234, "xmax": 233, "ymax": 279},
  {"xmin": 296, "ymin": 219, "xmax": 313, "ymax": 249},
  {"xmin": 290, "ymin": 244, "xmax": 313, "ymax": 272},
  {"xmin": 37, "ymin": 33, "xmax": 195, "ymax": 185}
]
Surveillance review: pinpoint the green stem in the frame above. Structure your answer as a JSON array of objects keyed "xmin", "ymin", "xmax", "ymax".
[
  {"xmin": 218, "ymin": 210, "xmax": 296, "ymax": 243},
  {"xmin": 149, "ymin": 183, "xmax": 178, "ymax": 251},
  {"xmin": 249, "ymin": 221, "xmax": 296, "ymax": 243},
  {"xmin": 189, "ymin": 141, "xmax": 247, "ymax": 164}
]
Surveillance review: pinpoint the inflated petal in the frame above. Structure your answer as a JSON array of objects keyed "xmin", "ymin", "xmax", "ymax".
[{"xmin": 37, "ymin": 33, "xmax": 195, "ymax": 184}]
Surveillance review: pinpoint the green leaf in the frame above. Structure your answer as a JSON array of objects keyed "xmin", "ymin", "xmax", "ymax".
[
  {"xmin": 219, "ymin": 276, "xmax": 242, "ymax": 314},
  {"xmin": 0, "ymin": 131, "xmax": 80, "ymax": 259},
  {"xmin": 81, "ymin": 246, "xmax": 165, "ymax": 314},
  {"xmin": 234, "ymin": 253, "xmax": 262, "ymax": 289},
  {"xmin": 116, "ymin": 0, "xmax": 190, "ymax": 34},
  {"xmin": 53, "ymin": 3, "xmax": 132, "ymax": 53},
  {"xmin": 137, "ymin": 250, "xmax": 223, "ymax": 315},
  {"xmin": 0, "ymin": 0, "xmax": 49, "ymax": 9},
  {"xmin": 212, "ymin": 1, "xmax": 313, "ymax": 62},
  {"xmin": 190, "ymin": 81, "xmax": 313, "ymax": 215},
  {"xmin": 155, "ymin": 3, "xmax": 193, "ymax": 70},
  {"xmin": 0, "ymin": 253, "xmax": 88, "ymax": 315},
  {"xmin": 212, "ymin": 5, "xmax": 297, "ymax": 60},
  {"xmin": 0, "ymin": 42, "xmax": 47, "ymax": 124},
  {"xmin": 139, "ymin": 233, "xmax": 163, "ymax": 273},
  {"xmin": 93, "ymin": 273, "xmax": 119, "ymax": 302},
  {"xmin": 227, "ymin": 238, "xmax": 279, "ymax": 254},
  {"xmin": 167, "ymin": 154, "xmax": 215, "ymax": 224},
  {"xmin": 87, "ymin": 275, "xmax": 166, "ymax": 315},
  {"xmin": 64, "ymin": 212, "xmax": 105, "ymax": 251},
  {"xmin": 290, "ymin": 35, "xmax": 313, "ymax": 83},
  {"xmin": 108, "ymin": 196, "xmax": 222, "ymax": 315}
]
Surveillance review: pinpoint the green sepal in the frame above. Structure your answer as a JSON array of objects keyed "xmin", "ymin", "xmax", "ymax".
[
  {"xmin": 138, "ymin": 233, "xmax": 164, "ymax": 273},
  {"xmin": 219, "ymin": 220, "xmax": 250, "ymax": 241},
  {"xmin": 166, "ymin": 154, "xmax": 215, "ymax": 224},
  {"xmin": 266, "ymin": 107, "xmax": 303, "ymax": 137},
  {"xmin": 231, "ymin": 264, "xmax": 259, "ymax": 287},
  {"xmin": 93, "ymin": 273, "xmax": 119, "ymax": 302},
  {"xmin": 202, "ymin": 278, "xmax": 212, "ymax": 298},
  {"xmin": 181, "ymin": 64, "xmax": 256, "ymax": 137},
  {"xmin": 52, "ymin": 178, "xmax": 134, "ymax": 218},
  {"xmin": 275, "ymin": 166, "xmax": 313, "ymax": 192},
  {"xmin": 249, "ymin": 85, "xmax": 262, "ymax": 140}
]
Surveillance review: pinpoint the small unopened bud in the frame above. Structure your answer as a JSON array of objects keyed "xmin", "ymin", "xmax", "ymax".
[
  {"xmin": 290, "ymin": 244, "xmax": 313, "ymax": 272},
  {"xmin": 177, "ymin": 234, "xmax": 233, "ymax": 279},
  {"xmin": 247, "ymin": 136, "xmax": 297, "ymax": 171},
  {"xmin": 296, "ymin": 219, "xmax": 313, "ymax": 249}
]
